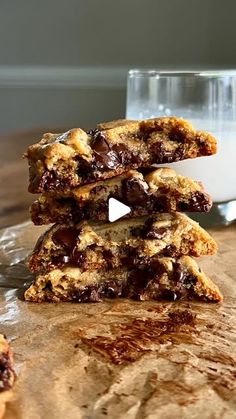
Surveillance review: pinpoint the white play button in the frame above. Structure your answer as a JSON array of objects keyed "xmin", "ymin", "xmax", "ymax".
[{"xmin": 108, "ymin": 198, "xmax": 131, "ymax": 222}]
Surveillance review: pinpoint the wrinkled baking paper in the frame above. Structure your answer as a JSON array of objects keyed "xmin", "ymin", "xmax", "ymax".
[{"xmin": 0, "ymin": 221, "xmax": 236, "ymax": 419}]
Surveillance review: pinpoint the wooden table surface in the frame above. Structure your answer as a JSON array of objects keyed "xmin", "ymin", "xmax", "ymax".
[{"xmin": 0, "ymin": 128, "xmax": 67, "ymax": 229}]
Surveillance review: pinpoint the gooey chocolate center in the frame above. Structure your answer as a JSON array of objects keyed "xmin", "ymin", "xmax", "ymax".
[{"xmin": 52, "ymin": 227, "xmax": 85, "ymax": 266}]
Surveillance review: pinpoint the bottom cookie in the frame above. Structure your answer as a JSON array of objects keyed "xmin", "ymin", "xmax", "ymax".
[
  {"xmin": 0, "ymin": 335, "xmax": 15, "ymax": 419},
  {"xmin": 25, "ymin": 256, "xmax": 222, "ymax": 303}
]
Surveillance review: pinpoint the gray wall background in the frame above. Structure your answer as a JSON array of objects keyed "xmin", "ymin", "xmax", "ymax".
[{"xmin": 0, "ymin": 0, "xmax": 236, "ymax": 133}]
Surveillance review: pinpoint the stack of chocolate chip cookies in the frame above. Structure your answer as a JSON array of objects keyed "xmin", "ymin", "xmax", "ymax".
[{"xmin": 24, "ymin": 117, "xmax": 222, "ymax": 303}]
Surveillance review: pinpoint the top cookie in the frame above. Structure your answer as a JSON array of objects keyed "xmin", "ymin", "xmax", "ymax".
[{"xmin": 25, "ymin": 117, "xmax": 217, "ymax": 193}]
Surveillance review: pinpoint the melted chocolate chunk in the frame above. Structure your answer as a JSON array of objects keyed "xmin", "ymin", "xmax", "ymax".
[
  {"xmin": 50, "ymin": 228, "xmax": 87, "ymax": 269},
  {"xmin": 170, "ymin": 262, "xmax": 197, "ymax": 298},
  {"xmin": 123, "ymin": 260, "xmax": 168, "ymax": 300},
  {"xmin": 122, "ymin": 177, "xmax": 148, "ymax": 205},
  {"xmin": 161, "ymin": 289, "xmax": 179, "ymax": 301},
  {"xmin": 112, "ymin": 144, "xmax": 134, "ymax": 165},
  {"xmin": 141, "ymin": 217, "xmax": 167, "ymax": 240},
  {"xmin": 160, "ymin": 244, "xmax": 177, "ymax": 257},
  {"xmin": 123, "ymin": 268, "xmax": 153, "ymax": 300},
  {"xmin": 51, "ymin": 254, "xmax": 71, "ymax": 265},
  {"xmin": 121, "ymin": 247, "xmax": 149, "ymax": 268},
  {"xmin": 39, "ymin": 170, "xmax": 72, "ymax": 192},
  {"xmin": 90, "ymin": 130, "xmax": 141, "ymax": 171},
  {"xmin": 143, "ymin": 227, "xmax": 167, "ymax": 240},
  {"xmin": 130, "ymin": 218, "xmax": 167, "ymax": 240},
  {"xmin": 70, "ymin": 280, "xmax": 123, "ymax": 302},
  {"xmin": 96, "ymin": 150, "xmax": 120, "ymax": 170},
  {"xmin": 52, "ymin": 227, "xmax": 79, "ymax": 251},
  {"xmin": 172, "ymin": 262, "xmax": 185, "ymax": 284},
  {"xmin": 102, "ymin": 249, "xmax": 115, "ymax": 269},
  {"xmin": 50, "ymin": 250, "xmax": 86, "ymax": 269},
  {"xmin": 178, "ymin": 201, "xmax": 189, "ymax": 211},
  {"xmin": 151, "ymin": 141, "xmax": 186, "ymax": 163},
  {"xmin": 189, "ymin": 191, "xmax": 212, "ymax": 212},
  {"xmin": 76, "ymin": 156, "xmax": 94, "ymax": 178},
  {"xmin": 149, "ymin": 260, "xmax": 167, "ymax": 276},
  {"xmin": 150, "ymin": 143, "xmax": 173, "ymax": 163},
  {"xmin": 151, "ymin": 195, "xmax": 169, "ymax": 212},
  {"xmin": 70, "ymin": 250, "xmax": 86, "ymax": 265},
  {"xmin": 92, "ymin": 132, "xmax": 110, "ymax": 154},
  {"xmin": 91, "ymin": 131, "xmax": 120, "ymax": 170}
]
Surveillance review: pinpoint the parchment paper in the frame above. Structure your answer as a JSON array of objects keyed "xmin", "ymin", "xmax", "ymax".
[{"xmin": 0, "ymin": 221, "xmax": 236, "ymax": 419}]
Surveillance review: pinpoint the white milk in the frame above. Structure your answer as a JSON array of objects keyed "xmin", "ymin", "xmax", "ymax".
[
  {"xmin": 169, "ymin": 133, "xmax": 236, "ymax": 202},
  {"xmin": 168, "ymin": 120, "xmax": 236, "ymax": 203},
  {"xmin": 127, "ymin": 109, "xmax": 236, "ymax": 203}
]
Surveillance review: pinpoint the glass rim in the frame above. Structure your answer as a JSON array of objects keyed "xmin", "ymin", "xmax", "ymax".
[{"xmin": 128, "ymin": 68, "xmax": 236, "ymax": 78}]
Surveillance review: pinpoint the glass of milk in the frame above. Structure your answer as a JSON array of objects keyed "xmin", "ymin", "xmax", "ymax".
[{"xmin": 126, "ymin": 69, "xmax": 236, "ymax": 226}]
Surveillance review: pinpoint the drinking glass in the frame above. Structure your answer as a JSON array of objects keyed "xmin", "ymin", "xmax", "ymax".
[{"xmin": 126, "ymin": 69, "xmax": 236, "ymax": 226}]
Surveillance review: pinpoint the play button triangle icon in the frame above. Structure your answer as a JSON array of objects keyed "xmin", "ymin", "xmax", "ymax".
[{"xmin": 108, "ymin": 198, "xmax": 131, "ymax": 222}]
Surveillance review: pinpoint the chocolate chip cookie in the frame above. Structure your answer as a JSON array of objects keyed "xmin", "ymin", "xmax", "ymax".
[
  {"xmin": 24, "ymin": 256, "xmax": 222, "ymax": 303},
  {"xmin": 27, "ymin": 213, "xmax": 217, "ymax": 274},
  {"xmin": 30, "ymin": 167, "xmax": 212, "ymax": 225},
  {"xmin": 25, "ymin": 117, "xmax": 217, "ymax": 193}
]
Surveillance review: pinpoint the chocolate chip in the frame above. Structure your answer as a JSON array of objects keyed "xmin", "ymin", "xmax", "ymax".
[
  {"xmin": 121, "ymin": 247, "xmax": 150, "ymax": 268},
  {"xmin": 170, "ymin": 263, "xmax": 196, "ymax": 298},
  {"xmin": 74, "ymin": 287, "xmax": 101, "ymax": 303},
  {"xmin": 40, "ymin": 170, "xmax": 70, "ymax": 191},
  {"xmin": 160, "ymin": 244, "xmax": 177, "ymax": 257},
  {"xmin": 152, "ymin": 195, "xmax": 169, "ymax": 212},
  {"xmin": 90, "ymin": 132, "xmax": 119, "ymax": 170},
  {"xmin": 144, "ymin": 227, "xmax": 167, "ymax": 240},
  {"xmin": 141, "ymin": 217, "xmax": 167, "ymax": 240},
  {"xmin": 169, "ymin": 129, "xmax": 186, "ymax": 143},
  {"xmin": 183, "ymin": 275, "xmax": 197, "ymax": 290},
  {"xmin": 122, "ymin": 177, "xmax": 148, "ymax": 205},
  {"xmin": 76, "ymin": 156, "xmax": 94, "ymax": 178},
  {"xmin": 123, "ymin": 269, "xmax": 150, "ymax": 300},
  {"xmin": 189, "ymin": 191, "xmax": 212, "ymax": 212},
  {"xmin": 149, "ymin": 260, "xmax": 166, "ymax": 277},
  {"xmin": 52, "ymin": 227, "xmax": 79, "ymax": 251},
  {"xmin": 112, "ymin": 143, "xmax": 134, "ymax": 165},
  {"xmin": 52, "ymin": 254, "xmax": 70, "ymax": 265},
  {"xmin": 101, "ymin": 249, "xmax": 115, "ymax": 268},
  {"xmin": 94, "ymin": 149, "xmax": 120, "ymax": 170},
  {"xmin": 178, "ymin": 201, "xmax": 189, "ymax": 211},
  {"xmin": 92, "ymin": 132, "xmax": 110, "ymax": 154},
  {"xmin": 172, "ymin": 263, "xmax": 185, "ymax": 284},
  {"xmin": 70, "ymin": 250, "xmax": 86, "ymax": 266},
  {"xmin": 112, "ymin": 143, "xmax": 128, "ymax": 154},
  {"xmin": 43, "ymin": 281, "xmax": 53, "ymax": 292},
  {"xmin": 101, "ymin": 280, "xmax": 123, "ymax": 298},
  {"xmin": 90, "ymin": 131, "xmax": 142, "ymax": 171},
  {"xmin": 161, "ymin": 289, "xmax": 179, "ymax": 301},
  {"xmin": 130, "ymin": 226, "xmax": 143, "ymax": 238}
]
